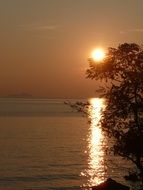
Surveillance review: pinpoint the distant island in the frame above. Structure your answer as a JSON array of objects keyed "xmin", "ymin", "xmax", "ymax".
[{"xmin": 6, "ymin": 93, "xmax": 33, "ymax": 98}]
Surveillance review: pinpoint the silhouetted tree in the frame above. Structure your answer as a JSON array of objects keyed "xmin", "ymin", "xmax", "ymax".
[{"xmin": 86, "ymin": 43, "xmax": 143, "ymax": 179}]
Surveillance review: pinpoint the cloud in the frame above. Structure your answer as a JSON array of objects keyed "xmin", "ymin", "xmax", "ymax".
[
  {"xmin": 17, "ymin": 23, "xmax": 61, "ymax": 40},
  {"xmin": 120, "ymin": 28, "xmax": 143, "ymax": 34},
  {"xmin": 17, "ymin": 24, "xmax": 59, "ymax": 31}
]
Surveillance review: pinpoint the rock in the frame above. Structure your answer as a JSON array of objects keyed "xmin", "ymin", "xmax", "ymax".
[
  {"xmin": 92, "ymin": 178, "xmax": 130, "ymax": 190},
  {"xmin": 124, "ymin": 172, "xmax": 138, "ymax": 181}
]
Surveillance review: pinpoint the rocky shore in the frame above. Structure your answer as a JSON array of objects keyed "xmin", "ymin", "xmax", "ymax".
[{"xmin": 92, "ymin": 178, "xmax": 129, "ymax": 190}]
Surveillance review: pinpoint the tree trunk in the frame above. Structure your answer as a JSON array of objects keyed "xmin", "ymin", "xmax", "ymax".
[{"xmin": 136, "ymin": 156, "xmax": 143, "ymax": 177}]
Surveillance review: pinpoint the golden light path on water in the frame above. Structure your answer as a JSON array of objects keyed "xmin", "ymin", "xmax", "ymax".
[{"xmin": 81, "ymin": 98, "xmax": 107, "ymax": 189}]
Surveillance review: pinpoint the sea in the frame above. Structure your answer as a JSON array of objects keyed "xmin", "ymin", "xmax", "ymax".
[{"xmin": 0, "ymin": 98, "xmax": 142, "ymax": 190}]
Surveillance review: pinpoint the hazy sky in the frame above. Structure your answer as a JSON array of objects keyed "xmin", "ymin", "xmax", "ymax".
[{"xmin": 0, "ymin": 0, "xmax": 143, "ymax": 98}]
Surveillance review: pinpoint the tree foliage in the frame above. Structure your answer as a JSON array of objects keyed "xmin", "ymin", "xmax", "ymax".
[{"xmin": 87, "ymin": 43, "xmax": 143, "ymax": 177}]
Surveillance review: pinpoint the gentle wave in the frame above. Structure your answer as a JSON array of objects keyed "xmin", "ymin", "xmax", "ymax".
[
  {"xmin": 0, "ymin": 174, "xmax": 80, "ymax": 182},
  {"xmin": 0, "ymin": 98, "xmax": 83, "ymax": 117},
  {"xmin": 0, "ymin": 98, "xmax": 141, "ymax": 190}
]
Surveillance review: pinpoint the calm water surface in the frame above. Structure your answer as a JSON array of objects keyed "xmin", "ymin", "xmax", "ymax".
[{"xmin": 0, "ymin": 98, "xmax": 140, "ymax": 190}]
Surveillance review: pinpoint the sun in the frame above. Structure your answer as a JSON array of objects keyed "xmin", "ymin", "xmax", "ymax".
[{"xmin": 91, "ymin": 48, "xmax": 105, "ymax": 62}]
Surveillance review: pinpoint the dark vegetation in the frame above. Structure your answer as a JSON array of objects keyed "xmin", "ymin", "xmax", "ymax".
[{"xmin": 74, "ymin": 43, "xmax": 143, "ymax": 182}]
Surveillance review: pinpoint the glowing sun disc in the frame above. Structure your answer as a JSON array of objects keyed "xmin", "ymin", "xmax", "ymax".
[{"xmin": 91, "ymin": 48, "xmax": 105, "ymax": 62}]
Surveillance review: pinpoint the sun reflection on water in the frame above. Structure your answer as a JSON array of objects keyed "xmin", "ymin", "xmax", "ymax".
[{"xmin": 81, "ymin": 98, "xmax": 107, "ymax": 188}]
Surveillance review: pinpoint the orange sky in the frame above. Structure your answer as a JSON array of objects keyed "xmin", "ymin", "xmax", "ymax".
[{"xmin": 0, "ymin": 0, "xmax": 143, "ymax": 98}]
